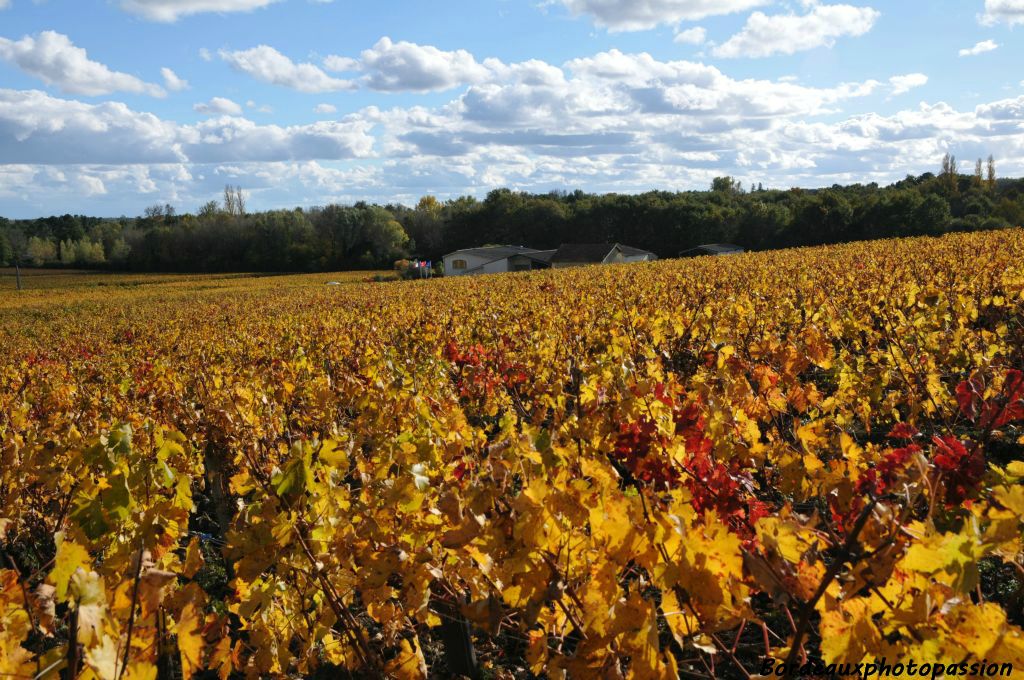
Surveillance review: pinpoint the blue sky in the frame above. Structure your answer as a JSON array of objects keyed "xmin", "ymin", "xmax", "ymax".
[{"xmin": 1, "ymin": 0, "xmax": 1023, "ymax": 218}]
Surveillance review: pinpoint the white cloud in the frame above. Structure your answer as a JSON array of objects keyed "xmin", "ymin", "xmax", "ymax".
[
  {"xmin": 194, "ymin": 96, "xmax": 242, "ymax": 115},
  {"xmin": 5, "ymin": 41, "xmax": 1024, "ymax": 215},
  {"xmin": 161, "ymin": 67, "xmax": 189, "ymax": 91},
  {"xmin": 314, "ymin": 103, "xmax": 337, "ymax": 114},
  {"xmin": 323, "ymin": 55, "xmax": 359, "ymax": 72},
  {"xmin": 976, "ymin": 95, "xmax": 1024, "ymax": 121},
  {"xmin": 713, "ymin": 4, "xmax": 880, "ymax": 58},
  {"xmin": 320, "ymin": 39, "xmax": 567, "ymax": 94},
  {"xmin": 0, "ymin": 88, "xmax": 181, "ymax": 164},
  {"xmin": 182, "ymin": 116, "xmax": 375, "ymax": 163},
  {"xmin": 0, "ymin": 31, "xmax": 166, "ymax": 97},
  {"xmin": 0, "ymin": 88, "xmax": 374, "ymax": 165},
  {"xmin": 354, "ymin": 37, "xmax": 492, "ymax": 92},
  {"xmin": 556, "ymin": 0, "xmax": 769, "ymax": 31},
  {"xmin": 119, "ymin": 0, "xmax": 282, "ymax": 22},
  {"xmin": 558, "ymin": 49, "xmax": 878, "ymax": 120},
  {"xmin": 0, "ymin": 1, "xmax": 10, "ymax": 9},
  {"xmin": 980, "ymin": 0, "xmax": 1024, "ymax": 25},
  {"xmin": 198, "ymin": 47, "xmax": 212, "ymax": 61},
  {"xmin": 674, "ymin": 27, "xmax": 707, "ymax": 45},
  {"xmin": 889, "ymin": 73, "xmax": 927, "ymax": 96},
  {"xmin": 958, "ymin": 39, "xmax": 999, "ymax": 57},
  {"xmin": 220, "ymin": 45, "xmax": 355, "ymax": 93}
]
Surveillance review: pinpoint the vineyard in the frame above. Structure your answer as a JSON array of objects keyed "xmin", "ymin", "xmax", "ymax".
[{"xmin": 2, "ymin": 230, "xmax": 1024, "ymax": 679}]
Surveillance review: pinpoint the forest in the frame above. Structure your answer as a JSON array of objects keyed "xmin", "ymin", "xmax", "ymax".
[{"xmin": 2, "ymin": 158, "xmax": 1023, "ymax": 273}]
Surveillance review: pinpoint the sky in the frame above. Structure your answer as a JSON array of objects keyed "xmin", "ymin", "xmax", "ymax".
[{"xmin": 0, "ymin": 0, "xmax": 1023, "ymax": 218}]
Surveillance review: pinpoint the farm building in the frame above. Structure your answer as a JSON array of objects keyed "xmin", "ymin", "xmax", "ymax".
[
  {"xmin": 442, "ymin": 243, "xmax": 656, "ymax": 276},
  {"xmin": 442, "ymin": 245, "xmax": 541, "ymax": 276},
  {"xmin": 459, "ymin": 249, "xmax": 556, "ymax": 276},
  {"xmin": 550, "ymin": 243, "xmax": 657, "ymax": 269},
  {"xmin": 679, "ymin": 243, "xmax": 745, "ymax": 257}
]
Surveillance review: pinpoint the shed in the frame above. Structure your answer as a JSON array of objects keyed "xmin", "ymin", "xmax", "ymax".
[{"xmin": 550, "ymin": 243, "xmax": 657, "ymax": 269}]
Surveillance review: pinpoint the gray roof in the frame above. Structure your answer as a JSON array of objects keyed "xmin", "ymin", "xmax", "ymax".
[
  {"xmin": 680, "ymin": 243, "xmax": 745, "ymax": 256},
  {"xmin": 551, "ymin": 243, "xmax": 619, "ymax": 263},
  {"xmin": 521, "ymin": 249, "xmax": 557, "ymax": 263},
  {"xmin": 616, "ymin": 244, "xmax": 657, "ymax": 257},
  {"xmin": 443, "ymin": 245, "xmax": 539, "ymax": 260},
  {"xmin": 551, "ymin": 243, "xmax": 655, "ymax": 263}
]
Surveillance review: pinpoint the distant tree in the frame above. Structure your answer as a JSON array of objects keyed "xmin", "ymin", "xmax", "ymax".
[
  {"xmin": 994, "ymin": 197, "xmax": 1024, "ymax": 226},
  {"xmin": 402, "ymin": 196, "xmax": 445, "ymax": 257},
  {"xmin": 0, "ymin": 231, "xmax": 11, "ymax": 268},
  {"xmin": 198, "ymin": 200, "xmax": 220, "ymax": 219},
  {"xmin": 59, "ymin": 239, "xmax": 76, "ymax": 265},
  {"xmin": 79, "ymin": 239, "xmax": 106, "ymax": 264},
  {"xmin": 711, "ymin": 177, "xmax": 742, "ymax": 194},
  {"xmin": 26, "ymin": 237, "xmax": 57, "ymax": 266},
  {"xmin": 223, "ymin": 186, "xmax": 237, "ymax": 216},
  {"xmin": 360, "ymin": 207, "xmax": 410, "ymax": 265},
  {"xmin": 5, "ymin": 228, "xmax": 27, "ymax": 289},
  {"xmin": 940, "ymin": 153, "xmax": 959, "ymax": 194},
  {"xmin": 916, "ymin": 194, "xmax": 953, "ymax": 234},
  {"xmin": 8, "ymin": 168, "xmax": 1024, "ymax": 275},
  {"xmin": 235, "ymin": 187, "xmax": 246, "ymax": 217},
  {"xmin": 109, "ymin": 238, "xmax": 131, "ymax": 263},
  {"xmin": 221, "ymin": 185, "xmax": 246, "ymax": 216},
  {"xmin": 59, "ymin": 238, "xmax": 105, "ymax": 266},
  {"xmin": 0, "ymin": 218, "xmax": 11, "ymax": 266},
  {"xmin": 974, "ymin": 159, "xmax": 984, "ymax": 189},
  {"xmin": 417, "ymin": 195, "xmax": 441, "ymax": 217},
  {"xmin": 245, "ymin": 209, "xmax": 313, "ymax": 270}
]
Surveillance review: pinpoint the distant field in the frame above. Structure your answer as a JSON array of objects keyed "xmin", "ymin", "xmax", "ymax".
[
  {"xmin": 0, "ymin": 267, "xmax": 385, "ymax": 293},
  {"xmin": 0, "ymin": 268, "xmax": 260, "ymax": 294},
  {"xmin": 1, "ymin": 233, "xmax": 1023, "ymax": 679},
  {"xmin": 0, "ymin": 266, "xmax": 385, "ymax": 301}
]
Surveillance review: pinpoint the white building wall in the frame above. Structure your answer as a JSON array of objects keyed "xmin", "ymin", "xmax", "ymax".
[
  {"xmin": 477, "ymin": 258, "xmax": 512, "ymax": 275},
  {"xmin": 444, "ymin": 252, "xmax": 501, "ymax": 276}
]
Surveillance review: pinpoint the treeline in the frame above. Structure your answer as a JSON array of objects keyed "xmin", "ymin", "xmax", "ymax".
[
  {"xmin": 3, "ymin": 164, "xmax": 1024, "ymax": 273},
  {"xmin": 0, "ymin": 203, "xmax": 410, "ymax": 272}
]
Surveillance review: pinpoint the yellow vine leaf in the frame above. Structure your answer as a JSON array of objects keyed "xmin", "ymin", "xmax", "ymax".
[
  {"xmin": 182, "ymin": 536, "xmax": 205, "ymax": 579},
  {"xmin": 177, "ymin": 602, "xmax": 204, "ymax": 680},
  {"xmin": 70, "ymin": 570, "xmax": 108, "ymax": 647},
  {"xmin": 50, "ymin": 532, "xmax": 91, "ymax": 602},
  {"xmin": 383, "ymin": 638, "xmax": 427, "ymax": 680}
]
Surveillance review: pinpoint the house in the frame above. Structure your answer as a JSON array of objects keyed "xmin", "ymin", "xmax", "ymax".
[
  {"xmin": 461, "ymin": 249, "xmax": 557, "ymax": 276},
  {"xmin": 679, "ymin": 243, "xmax": 745, "ymax": 257},
  {"xmin": 442, "ymin": 243, "xmax": 656, "ymax": 276},
  {"xmin": 549, "ymin": 243, "xmax": 658, "ymax": 269},
  {"xmin": 443, "ymin": 245, "xmax": 541, "ymax": 276}
]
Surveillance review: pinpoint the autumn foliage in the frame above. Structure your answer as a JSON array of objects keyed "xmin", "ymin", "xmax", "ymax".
[{"xmin": 1, "ymin": 230, "xmax": 1023, "ymax": 679}]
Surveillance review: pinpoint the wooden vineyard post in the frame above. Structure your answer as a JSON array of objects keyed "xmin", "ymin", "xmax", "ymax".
[
  {"xmin": 432, "ymin": 592, "xmax": 481, "ymax": 679},
  {"xmin": 65, "ymin": 607, "xmax": 79, "ymax": 679}
]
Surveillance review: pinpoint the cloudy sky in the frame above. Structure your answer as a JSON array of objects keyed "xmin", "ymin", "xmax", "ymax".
[{"xmin": 1, "ymin": 0, "xmax": 1023, "ymax": 217}]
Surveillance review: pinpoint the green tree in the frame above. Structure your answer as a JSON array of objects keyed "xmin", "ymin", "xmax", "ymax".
[
  {"xmin": 360, "ymin": 207, "xmax": 410, "ymax": 266},
  {"xmin": 26, "ymin": 237, "xmax": 57, "ymax": 266}
]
